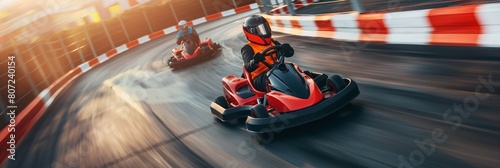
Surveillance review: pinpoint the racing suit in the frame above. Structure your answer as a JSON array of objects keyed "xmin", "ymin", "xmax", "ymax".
[
  {"xmin": 241, "ymin": 39, "xmax": 282, "ymax": 91},
  {"xmin": 176, "ymin": 27, "xmax": 201, "ymax": 46}
]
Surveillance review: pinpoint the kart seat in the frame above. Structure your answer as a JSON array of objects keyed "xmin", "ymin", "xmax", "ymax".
[{"xmin": 236, "ymin": 85, "xmax": 255, "ymax": 99}]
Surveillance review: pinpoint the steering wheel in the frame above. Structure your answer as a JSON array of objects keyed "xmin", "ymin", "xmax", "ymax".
[
  {"xmin": 259, "ymin": 45, "xmax": 281, "ymax": 57},
  {"xmin": 259, "ymin": 45, "xmax": 283, "ymax": 65},
  {"xmin": 257, "ymin": 45, "xmax": 288, "ymax": 78}
]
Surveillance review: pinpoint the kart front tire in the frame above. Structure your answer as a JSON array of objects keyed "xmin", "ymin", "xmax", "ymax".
[
  {"xmin": 163, "ymin": 56, "xmax": 173, "ymax": 66},
  {"xmin": 161, "ymin": 56, "xmax": 170, "ymax": 66},
  {"xmin": 327, "ymin": 75, "xmax": 346, "ymax": 93},
  {"xmin": 251, "ymin": 104, "xmax": 269, "ymax": 118}
]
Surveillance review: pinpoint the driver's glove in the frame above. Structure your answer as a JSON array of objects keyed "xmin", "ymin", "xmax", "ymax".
[
  {"xmin": 281, "ymin": 43, "xmax": 294, "ymax": 57},
  {"xmin": 253, "ymin": 52, "xmax": 265, "ymax": 62}
]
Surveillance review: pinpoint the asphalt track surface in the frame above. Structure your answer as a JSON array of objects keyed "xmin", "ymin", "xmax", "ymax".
[{"xmin": 6, "ymin": 10, "xmax": 500, "ymax": 168}]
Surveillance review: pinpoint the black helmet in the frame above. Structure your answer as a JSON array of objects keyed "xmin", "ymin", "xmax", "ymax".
[{"xmin": 243, "ymin": 15, "xmax": 272, "ymax": 45}]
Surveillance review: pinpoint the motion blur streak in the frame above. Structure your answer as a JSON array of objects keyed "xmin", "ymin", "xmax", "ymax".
[{"xmin": 6, "ymin": 10, "xmax": 500, "ymax": 168}]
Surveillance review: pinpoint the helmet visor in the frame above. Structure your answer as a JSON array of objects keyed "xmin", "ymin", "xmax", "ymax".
[
  {"xmin": 249, "ymin": 23, "xmax": 270, "ymax": 36},
  {"xmin": 256, "ymin": 24, "xmax": 268, "ymax": 35}
]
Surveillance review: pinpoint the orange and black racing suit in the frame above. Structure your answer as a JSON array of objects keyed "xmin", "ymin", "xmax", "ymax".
[{"xmin": 241, "ymin": 39, "xmax": 281, "ymax": 91}]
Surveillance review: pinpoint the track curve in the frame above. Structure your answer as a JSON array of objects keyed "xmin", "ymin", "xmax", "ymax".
[{"xmin": 7, "ymin": 10, "xmax": 500, "ymax": 168}]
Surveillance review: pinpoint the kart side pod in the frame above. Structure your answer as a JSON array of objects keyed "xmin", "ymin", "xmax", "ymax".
[
  {"xmin": 210, "ymin": 102, "xmax": 252, "ymax": 122},
  {"xmin": 222, "ymin": 75, "xmax": 260, "ymax": 106}
]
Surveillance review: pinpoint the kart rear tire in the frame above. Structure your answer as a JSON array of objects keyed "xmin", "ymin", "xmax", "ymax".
[
  {"xmin": 251, "ymin": 104, "xmax": 269, "ymax": 118},
  {"xmin": 327, "ymin": 75, "xmax": 346, "ymax": 93},
  {"xmin": 303, "ymin": 70, "xmax": 313, "ymax": 77},
  {"xmin": 214, "ymin": 96, "xmax": 229, "ymax": 109},
  {"xmin": 213, "ymin": 43, "xmax": 221, "ymax": 49}
]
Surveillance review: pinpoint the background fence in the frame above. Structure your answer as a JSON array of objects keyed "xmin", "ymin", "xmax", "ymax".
[{"xmin": 0, "ymin": 0, "xmax": 256, "ymax": 128}]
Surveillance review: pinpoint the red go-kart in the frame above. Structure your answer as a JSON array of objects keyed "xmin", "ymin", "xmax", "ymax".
[
  {"xmin": 166, "ymin": 37, "xmax": 221, "ymax": 68},
  {"xmin": 210, "ymin": 44, "xmax": 360, "ymax": 133}
]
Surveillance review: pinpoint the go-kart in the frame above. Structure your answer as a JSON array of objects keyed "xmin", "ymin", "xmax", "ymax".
[
  {"xmin": 166, "ymin": 37, "xmax": 221, "ymax": 68},
  {"xmin": 210, "ymin": 44, "xmax": 360, "ymax": 133}
]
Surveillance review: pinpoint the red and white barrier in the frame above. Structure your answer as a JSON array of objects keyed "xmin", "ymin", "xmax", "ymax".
[
  {"xmin": 0, "ymin": 3, "xmax": 258, "ymax": 164},
  {"xmin": 264, "ymin": 3, "xmax": 500, "ymax": 47}
]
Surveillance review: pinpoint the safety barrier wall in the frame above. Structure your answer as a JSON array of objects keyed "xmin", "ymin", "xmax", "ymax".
[
  {"xmin": 263, "ymin": 3, "xmax": 500, "ymax": 47},
  {"xmin": 0, "ymin": 2, "xmax": 258, "ymax": 164},
  {"xmin": 265, "ymin": 3, "xmax": 500, "ymax": 47},
  {"xmin": 268, "ymin": 0, "xmax": 494, "ymax": 15}
]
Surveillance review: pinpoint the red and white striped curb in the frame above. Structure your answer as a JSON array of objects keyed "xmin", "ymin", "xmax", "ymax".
[
  {"xmin": 264, "ymin": 3, "xmax": 500, "ymax": 47},
  {"xmin": 0, "ymin": 3, "xmax": 258, "ymax": 163},
  {"xmin": 270, "ymin": 0, "xmax": 320, "ymax": 14}
]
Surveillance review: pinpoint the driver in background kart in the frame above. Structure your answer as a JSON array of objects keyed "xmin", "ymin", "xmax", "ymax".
[
  {"xmin": 176, "ymin": 20, "xmax": 201, "ymax": 46},
  {"xmin": 241, "ymin": 15, "xmax": 294, "ymax": 91}
]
